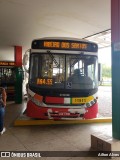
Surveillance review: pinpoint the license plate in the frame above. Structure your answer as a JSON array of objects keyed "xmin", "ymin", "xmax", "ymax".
[
  {"xmin": 72, "ymin": 98, "xmax": 87, "ymax": 104},
  {"xmin": 58, "ymin": 112, "xmax": 70, "ymax": 116}
]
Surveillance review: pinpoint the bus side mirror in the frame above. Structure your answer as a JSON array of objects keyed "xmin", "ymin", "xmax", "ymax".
[
  {"xmin": 23, "ymin": 49, "xmax": 30, "ymax": 73},
  {"xmin": 98, "ymin": 63, "xmax": 102, "ymax": 85}
]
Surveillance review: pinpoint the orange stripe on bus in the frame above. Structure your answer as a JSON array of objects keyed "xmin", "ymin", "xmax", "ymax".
[{"xmin": 34, "ymin": 94, "xmax": 43, "ymax": 102}]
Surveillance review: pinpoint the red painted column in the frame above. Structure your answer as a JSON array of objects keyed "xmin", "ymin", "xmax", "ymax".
[
  {"xmin": 111, "ymin": 0, "xmax": 120, "ymax": 42},
  {"xmin": 14, "ymin": 46, "xmax": 22, "ymax": 66},
  {"xmin": 111, "ymin": 0, "xmax": 120, "ymax": 139}
]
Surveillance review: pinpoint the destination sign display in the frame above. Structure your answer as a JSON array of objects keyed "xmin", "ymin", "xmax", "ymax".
[
  {"xmin": 32, "ymin": 39, "xmax": 98, "ymax": 52},
  {"xmin": 43, "ymin": 41, "xmax": 88, "ymax": 50},
  {"xmin": 37, "ymin": 78, "xmax": 53, "ymax": 85},
  {"xmin": 0, "ymin": 61, "xmax": 15, "ymax": 66}
]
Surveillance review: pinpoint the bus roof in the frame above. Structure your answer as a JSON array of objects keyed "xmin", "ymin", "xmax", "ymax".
[{"xmin": 32, "ymin": 37, "xmax": 97, "ymax": 44}]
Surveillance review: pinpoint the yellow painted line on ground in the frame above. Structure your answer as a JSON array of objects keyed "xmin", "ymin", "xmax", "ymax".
[{"xmin": 14, "ymin": 116, "xmax": 112, "ymax": 126}]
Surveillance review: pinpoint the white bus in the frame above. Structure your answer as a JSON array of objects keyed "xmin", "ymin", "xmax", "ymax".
[{"xmin": 23, "ymin": 37, "xmax": 98, "ymax": 120}]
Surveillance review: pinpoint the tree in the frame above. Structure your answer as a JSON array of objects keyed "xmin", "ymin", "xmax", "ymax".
[{"xmin": 102, "ymin": 64, "xmax": 111, "ymax": 78}]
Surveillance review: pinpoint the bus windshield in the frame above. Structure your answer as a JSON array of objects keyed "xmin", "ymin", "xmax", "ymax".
[{"xmin": 29, "ymin": 53, "xmax": 98, "ymax": 90}]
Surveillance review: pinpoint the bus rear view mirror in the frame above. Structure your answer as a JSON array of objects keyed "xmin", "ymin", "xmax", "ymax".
[{"xmin": 23, "ymin": 49, "xmax": 30, "ymax": 73}]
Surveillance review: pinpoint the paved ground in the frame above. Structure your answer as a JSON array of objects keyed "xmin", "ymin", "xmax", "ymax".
[
  {"xmin": 0, "ymin": 86, "xmax": 114, "ymax": 160},
  {"xmin": 98, "ymin": 86, "xmax": 112, "ymax": 117},
  {"xmin": 3, "ymin": 100, "xmax": 113, "ymax": 160}
]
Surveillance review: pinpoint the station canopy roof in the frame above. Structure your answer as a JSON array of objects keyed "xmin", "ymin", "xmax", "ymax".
[
  {"xmin": 0, "ymin": 0, "xmax": 110, "ymax": 60},
  {"xmin": 84, "ymin": 29, "xmax": 111, "ymax": 49}
]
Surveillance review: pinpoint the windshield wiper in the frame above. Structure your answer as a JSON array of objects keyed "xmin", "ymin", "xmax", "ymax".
[{"xmin": 49, "ymin": 53, "xmax": 60, "ymax": 68}]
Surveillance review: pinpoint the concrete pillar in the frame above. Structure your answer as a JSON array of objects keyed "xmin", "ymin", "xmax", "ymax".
[{"xmin": 111, "ymin": 0, "xmax": 120, "ymax": 139}]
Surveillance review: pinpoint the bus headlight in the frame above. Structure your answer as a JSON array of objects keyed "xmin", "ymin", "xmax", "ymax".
[
  {"xmin": 86, "ymin": 103, "xmax": 90, "ymax": 108},
  {"xmin": 85, "ymin": 99, "xmax": 97, "ymax": 108},
  {"xmin": 30, "ymin": 97, "xmax": 41, "ymax": 106}
]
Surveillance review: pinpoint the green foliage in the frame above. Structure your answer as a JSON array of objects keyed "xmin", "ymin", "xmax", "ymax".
[{"xmin": 102, "ymin": 64, "xmax": 111, "ymax": 78}]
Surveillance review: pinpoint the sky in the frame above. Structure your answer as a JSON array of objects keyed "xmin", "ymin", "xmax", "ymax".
[{"xmin": 98, "ymin": 47, "xmax": 111, "ymax": 66}]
